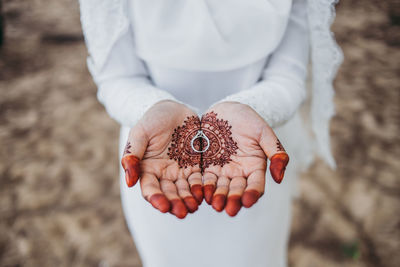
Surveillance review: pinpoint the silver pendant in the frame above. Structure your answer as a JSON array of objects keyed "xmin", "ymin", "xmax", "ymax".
[{"xmin": 190, "ymin": 130, "xmax": 210, "ymax": 153}]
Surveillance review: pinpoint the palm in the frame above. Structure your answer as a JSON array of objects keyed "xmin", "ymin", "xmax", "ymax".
[
  {"xmin": 140, "ymin": 105, "xmax": 199, "ymax": 176},
  {"xmin": 122, "ymin": 101, "xmax": 203, "ymax": 219},
  {"xmin": 203, "ymin": 105, "xmax": 268, "ymax": 178},
  {"xmin": 121, "ymin": 101, "xmax": 289, "ymax": 218},
  {"xmin": 201, "ymin": 102, "xmax": 289, "ymax": 216}
]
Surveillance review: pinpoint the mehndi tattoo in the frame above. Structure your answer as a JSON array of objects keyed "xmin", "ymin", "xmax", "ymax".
[
  {"xmin": 276, "ymin": 139, "xmax": 285, "ymax": 152},
  {"xmin": 200, "ymin": 112, "xmax": 238, "ymax": 168},
  {"xmin": 124, "ymin": 141, "xmax": 132, "ymax": 155},
  {"xmin": 168, "ymin": 115, "xmax": 202, "ymax": 168},
  {"xmin": 167, "ymin": 112, "xmax": 238, "ymax": 170}
]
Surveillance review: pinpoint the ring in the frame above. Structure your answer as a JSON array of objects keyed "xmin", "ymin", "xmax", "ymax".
[{"xmin": 191, "ymin": 130, "xmax": 210, "ymax": 153}]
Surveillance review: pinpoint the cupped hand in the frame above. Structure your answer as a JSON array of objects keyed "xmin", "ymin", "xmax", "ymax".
[
  {"xmin": 121, "ymin": 100, "xmax": 204, "ymax": 219},
  {"xmin": 200, "ymin": 102, "xmax": 289, "ymax": 216}
]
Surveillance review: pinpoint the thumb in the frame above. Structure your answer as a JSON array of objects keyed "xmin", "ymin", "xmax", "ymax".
[
  {"xmin": 259, "ymin": 126, "xmax": 289, "ymax": 184},
  {"xmin": 121, "ymin": 124, "xmax": 149, "ymax": 187}
]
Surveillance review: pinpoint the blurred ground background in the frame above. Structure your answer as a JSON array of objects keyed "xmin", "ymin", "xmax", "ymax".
[{"xmin": 0, "ymin": 0, "xmax": 399, "ymax": 266}]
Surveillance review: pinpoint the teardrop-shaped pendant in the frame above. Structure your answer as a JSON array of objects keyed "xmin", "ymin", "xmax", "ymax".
[{"xmin": 191, "ymin": 130, "xmax": 210, "ymax": 153}]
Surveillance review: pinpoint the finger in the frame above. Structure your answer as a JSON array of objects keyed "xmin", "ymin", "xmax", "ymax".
[
  {"xmin": 211, "ymin": 176, "xmax": 230, "ymax": 212},
  {"xmin": 259, "ymin": 127, "xmax": 289, "ymax": 184},
  {"xmin": 203, "ymin": 172, "xmax": 217, "ymax": 205},
  {"xmin": 225, "ymin": 177, "xmax": 246, "ymax": 217},
  {"xmin": 188, "ymin": 172, "xmax": 203, "ymax": 204},
  {"xmin": 160, "ymin": 180, "xmax": 188, "ymax": 219},
  {"xmin": 140, "ymin": 173, "xmax": 170, "ymax": 213},
  {"xmin": 121, "ymin": 124, "xmax": 148, "ymax": 187},
  {"xmin": 176, "ymin": 179, "xmax": 199, "ymax": 213},
  {"xmin": 121, "ymin": 155, "xmax": 141, "ymax": 187},
  {"xmin": 242, "ymin": 170, "xmax": 265, "ymax": 208},
  {"xmin": 270, "ymin": 153, "xmax": 289, "ymax": 184}
]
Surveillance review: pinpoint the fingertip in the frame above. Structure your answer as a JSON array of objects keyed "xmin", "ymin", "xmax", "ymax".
[
  {"xmin": 183, "ymin": 196, "xmax": 199, "ymax": 213},
  {"xmin": 211, "ymin": 194, "xmax": 226, "ymax": 212},
  {"xmin": 270, "ymin": 153, "xmax": 289, "ymax": 184},
  {"xmin": 170, "ymin": 199, "xmax": 188, "ymax": 219},
  {"xmin": 225, "ymin": 195, "xmax": 242, "ymax": 217},
  {"xmin": 242, "ymin": 190, "xmax": 261, "ymax": 208},
  {"xmin": 149, "ymin": 194, "xmax": 171, "ymax": 213},
  {"xmin": 121, "ymin": 155, "xmax": 141, "ymax": 187},
  {"xmin": 203, "ymin": 184, "xmax": 216, "ymax": 205},
  {"xmin": 121, "ymin": 155, "xmax": 141, "ymax": 169},
  {"xmin": 190, "ymin": 184, "xmax": 203, "ymax": 204},
  {"xmin": 125, "ymin": 170, "xmax": 138, "ymax": 187}
]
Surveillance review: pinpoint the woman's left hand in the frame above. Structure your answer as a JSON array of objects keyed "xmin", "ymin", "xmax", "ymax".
[{"xmin": 200, "ymin": 102, "xmax": 289, "ymax": 216}]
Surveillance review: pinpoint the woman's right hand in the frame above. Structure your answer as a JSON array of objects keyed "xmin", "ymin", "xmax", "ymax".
[{"xmin": 121, "ymin": 100, "xmax": 203, "ymax": 219}]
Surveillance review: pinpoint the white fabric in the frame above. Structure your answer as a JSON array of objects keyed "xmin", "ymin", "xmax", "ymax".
[
  {"xmin": 308, "ymin": 0, "xmax": 344, "ymax": 168},
  {"xmin": 90, "ymin": 33, "xmax": 180, "ymax": 127},
  {"xmin": 145, "ymin": 57, "xmax": 267, "ymax": 114},
  {"xmin": 129, "ymin": 0, "xmax": 292, "ymax": 71},
  {"xmin": 79, "ymin": 0, "xmax": 343, "ymax": 167},
  {"xmin": 79, "ymin": 0, "xmax": 343, "ymax": 266},
  {"xmin": 119, "ymin": 123, "xmax": 295, "ymax": 267},
  {"xmin": 216, "ymin": 0, "xmax": 309, "ymax": 128}
]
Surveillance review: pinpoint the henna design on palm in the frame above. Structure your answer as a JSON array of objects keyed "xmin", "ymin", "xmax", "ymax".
[
  {"xmin": 123, "ymin": 101, "xmax": 289, "ymax": 218},
  {"xmin": 200, "ymin": 112, "xmax": 238, "ymax": 168},
  {"xmin": 167, "ymin": 112, "xmax": 238, "ymax": 171},
  {"xmin": 167, "ymin": 115, "xmax": 202, "ymax": 168}
]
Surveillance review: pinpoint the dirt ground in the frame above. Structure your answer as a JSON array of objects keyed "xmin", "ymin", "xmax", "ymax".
[{"xmin": 0, "ymin": 0, "xmax": 399, "ymax": 266}]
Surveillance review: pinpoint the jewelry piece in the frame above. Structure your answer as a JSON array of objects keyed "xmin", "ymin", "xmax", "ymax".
[{"xmin": 191, "ymin": 130, "xmax": 210, "ymax": 153}]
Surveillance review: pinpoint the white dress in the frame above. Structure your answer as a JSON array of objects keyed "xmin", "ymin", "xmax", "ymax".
[{"xmin": 79, "ymin": 0, "xmax": 343, "ymax": 266}]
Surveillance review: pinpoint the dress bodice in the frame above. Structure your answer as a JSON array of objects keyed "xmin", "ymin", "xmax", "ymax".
[
  {"xmin": 129, "ymin": 0, "xmax": 292, "ymax": 71},
  {"xmin": 146, "ymin": 57, "xmax": 268, "ymax": 113}
]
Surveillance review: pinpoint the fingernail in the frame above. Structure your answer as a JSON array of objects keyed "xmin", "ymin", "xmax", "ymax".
[
  {"xmin": 242, "ymin": 190, "xmax": 261, "ymax": 208},
  {"xmin": 170, "ymin": 199, "xmax": 188, "ymax": 219},
  {"xmin": 183, "ymin": 196, "xmax": 199, "ymax": 213},
  {"xmin": 211, "ymin": 194, "xmax": 226, "ymax": 212},
  {"xmin": 225, "ymin": 195, "xmax": 242, "ymax": 217},
  {"xmin": 270, "ymin": 153, "xmax": 289, "ymax": 184},
  {"xmin": 121, "ymin": 155, "xmax": 141, "ymax": 187},
  {"xmin": 149, "ymin": 194, "xmax": 170, "ymax": 213},
  {"xmin": 203, "ymin": 184, "xmax": 215, "ymax": 205},
  {"xmin": 190, "ymin": 184, "xmax": 203, "ymax": 204}
]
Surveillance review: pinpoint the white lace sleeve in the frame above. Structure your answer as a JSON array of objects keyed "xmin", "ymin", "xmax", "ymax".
[
  {"xmin": 215, "ymin": 0, "xmax": 309, "ymax": 128},
  {"xmin": 79, "ymin": 0, "xmax": 178, "ymax": 127},
  {"xmin": 308, "ymin": 0, "xmax": 343, "ymax": 168}
]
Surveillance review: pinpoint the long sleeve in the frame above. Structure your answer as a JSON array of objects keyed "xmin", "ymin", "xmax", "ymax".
[
  {"xmin": 80, "ymin": 0, "xmax": 178, "ymax": 128},
  {"xmin": 91, "ymin": 30, "xmax": 179, "ymax": 128},
  {"xmin": 217, "ymin": 0, "xmax": 309, "ymax": 128}
]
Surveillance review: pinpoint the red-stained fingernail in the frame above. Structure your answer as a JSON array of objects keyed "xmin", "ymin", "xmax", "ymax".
[
  {"xmin": 121, "ymin": 155, "xmax": 141, "ymax": 187},
  {"xmin": 242, "ymin": 190, "xmax": 261, "ymax": 208},
  {"xmin": 225, "ymin": 195, "xmax": 242, "ymax": 217},
  {"xmin": 211, "ymin": 194, "xmax": 226, "ymax": 212},
  {"xmin": 149, "ymin": 194, "xmax": 170, "ymax": 213},
  {"xmin": 170, "ymin": 199, "xmax": 188, "ymax": 219},
  {"xmin": 270, "ymin": 153, "xmax": 289, "ymax": 184},
  {"xmin": 183, "ymin": 196, "xmax": 198, "ymax": 213},
  {"xmin": 190, "ymin": 184, "xmax": 203, "ymax": 205},
  {"xmin": 203, "ymin": 184, "xmax": 215, "ymax": 205}
]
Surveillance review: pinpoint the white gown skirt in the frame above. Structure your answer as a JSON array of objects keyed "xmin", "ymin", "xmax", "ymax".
[{"xmin": 118, "ymin": 112, "xmax": 307, "ymax": 267}]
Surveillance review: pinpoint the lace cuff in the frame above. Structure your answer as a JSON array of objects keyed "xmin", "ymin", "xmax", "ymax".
[{"xmin": 217, "ymin": 74, "xmax": 306, "ymax": 128}]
